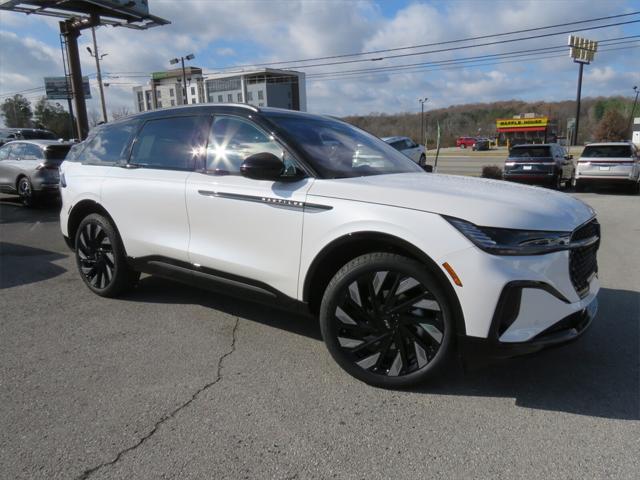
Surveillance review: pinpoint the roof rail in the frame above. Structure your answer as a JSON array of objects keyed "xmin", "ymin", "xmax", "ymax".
[{"xmin": 215, "ymin": 103, "xmax": 259, "ymax": 112}]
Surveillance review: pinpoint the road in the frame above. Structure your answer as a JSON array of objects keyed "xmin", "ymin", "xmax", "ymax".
[{"xmin": 1, "ymin": 190, "xmax": 638, "ymax": 479}]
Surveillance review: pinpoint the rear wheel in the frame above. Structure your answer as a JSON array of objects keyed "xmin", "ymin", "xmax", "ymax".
[
  {"xmin": 319, "ymin": 253, "xmax": 453, "ymax": 388},
  {"xmin": 17, "ymin": 177, "xmax": 35, "ymax": 206},
  {"xmin": 75, "ymin": 213, "xmax": 139, "ymax": 297},
  {"xmin": 574, "ymin": 179, "xmax": 586, "ymax": 192}
]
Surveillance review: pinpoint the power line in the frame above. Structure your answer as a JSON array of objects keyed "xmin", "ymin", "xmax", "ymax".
[
  {"xmin": 303, "ymin": 44, "xmax": 640, "ymax": 84},
  {"xmin": 211, "ymin": 11, "xmax": 640, "ymax": 71},
  {"xmin": 306, "ymin": 36, "xmax": 640, "ymax": 80},
  {"xmin": 232, "ymin": 19, "xmax": 640, "ymax": 71}
]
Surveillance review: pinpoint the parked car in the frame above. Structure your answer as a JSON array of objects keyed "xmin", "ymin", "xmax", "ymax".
[
  {"xmin": 503, "ymin": 143, "xmax": 574, "ymax": 189},
  {"xmin": 0, "ymin": 129, "xmax": 18, "ymax": 147},
  {"xmin": 382, "ymin": 136, "xmax": 426, "ymax": 165},
  {"xmin": 472, "ymin": 138, "xmax": 490, "ymax": 151},
  {"xmin": 0, "ymin": 140, "xmax": 72, "ymax": 205},
  {"xmin": 574, "ymin": 142, "xmax": 640, "ymax": 194},
  {"xmin": 456, "ymin": 136, "xmax": 476, "ymax": 148},
  {"xmin": 60, "ymin": 105, "xmax": 600, "ymax": 387}
]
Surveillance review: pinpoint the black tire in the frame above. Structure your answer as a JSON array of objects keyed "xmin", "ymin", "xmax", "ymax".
[
  {"xmin": 74, "ymin": 213, "xmax": 139, "ymax": 297},
  {"xmin": 319, "ymin": 253, "xmax": 454, "ymax": 388},
  {"xmin": 418, "ymin": 154, "xmax": 426, "ymax": 167},
  {"xmin": 17, "ymin": 176, "xmax": 36, "ymax": 207}
]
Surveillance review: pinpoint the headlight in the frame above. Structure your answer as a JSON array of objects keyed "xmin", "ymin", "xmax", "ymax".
[{"xmin": 444, "ymin": 216, "xmax": 571, "ymax": 255}]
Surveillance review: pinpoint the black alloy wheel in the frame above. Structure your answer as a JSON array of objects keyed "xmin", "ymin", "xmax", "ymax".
[
  {"xmin": 320, "ymin": 253, "xmax": 453, "ymax": 388},
  {"xmin": 17, "ymin": 177, "xmax": 34, "ymax": 206},
  {"xmin": 75, "ymin": 213, "xmax": 139, "ymax": 297}
]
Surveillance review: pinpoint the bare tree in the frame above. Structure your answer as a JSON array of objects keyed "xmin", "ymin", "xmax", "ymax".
[
  {"xmin": 110, "ymin": 106, "xmax": 131, "ymax": 121},
  {"xmin": 88, "ymin": 109, "xmax": 102, "ymax": 127}
]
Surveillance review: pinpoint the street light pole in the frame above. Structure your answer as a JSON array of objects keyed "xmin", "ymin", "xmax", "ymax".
[
  {"xmin": 87, "ymin": 26, "xmax": 108, "ymax": 123},
  {"xmin": 170, "ymin": 54, "xmax": 195, "ymax": 106},
  {"xmin": 568, "ymin": 35, "xmax": 598, "ymax": 147},
  {"xmin": 572, "ymin": 61, "xmax": 584, "ymax": 147},
  {"xmin": 627, "ymin": 86, "xmax": 639, "ymax": 138}
]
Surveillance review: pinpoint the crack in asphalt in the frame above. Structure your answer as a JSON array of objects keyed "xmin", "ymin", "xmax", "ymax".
[{"xmin": 76, "ymin": 317, "xmax": 241, "ymax": 480}]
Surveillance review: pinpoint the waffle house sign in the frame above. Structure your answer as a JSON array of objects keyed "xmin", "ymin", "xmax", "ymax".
[{"xmin": 496, "ymin": 117, "xmax": 549, "ymax": 132}]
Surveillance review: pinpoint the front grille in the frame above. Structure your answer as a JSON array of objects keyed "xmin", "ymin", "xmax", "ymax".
[{"xmin": 569, "ymin": 219, "xmax": 600, "ymax": 297}]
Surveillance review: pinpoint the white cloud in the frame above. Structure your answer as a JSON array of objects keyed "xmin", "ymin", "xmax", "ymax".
[{"xmin": 0, "ymin": 0, "xmax": 637, "ymax": 119}]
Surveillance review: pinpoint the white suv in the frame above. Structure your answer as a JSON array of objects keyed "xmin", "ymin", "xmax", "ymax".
[
  {"xmin": 574, "ymin": 142, "xmax": 640, "ymax": 194},
  {"xmin": 60, "ymin": 105, "xmax": 600, "ymax": 387}
]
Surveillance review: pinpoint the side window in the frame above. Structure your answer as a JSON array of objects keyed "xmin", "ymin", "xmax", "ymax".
[
  {"xmin": 0, "ymin": 145, "xmax": 10, "ymax": 160},
  {"xmin": 83, "ymin": 121, "xmax": 138, "ymax": 165},
  {"xmin": 9, "ymin": 143, "xmax": 25, "ymax": 159},
  {"xmin": 206, "ymin": 116, "xmax": 285, "ymax": 175},
  {"xmin": 130, "ymin": 116, "xmax": 209, "ymax": 171},
  {"xmin": 21, "ymin": 144, "xmax": 43, "ymax": 160}
]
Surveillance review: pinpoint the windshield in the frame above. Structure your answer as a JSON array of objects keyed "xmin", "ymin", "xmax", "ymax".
[
  {"xmin": 265, "ymin": 114, "xmax": 422, "ymax": 179},
  {"xmin": 509, "ymin": 146, "xmax": 551, "ymax": 161},
  {"xmin": 45, "ymin": 145, "xmax": 72, "ymax": 160},
  {"xmin": 582, "ymin": 145, "xmax": 632, "ymax": 158}
]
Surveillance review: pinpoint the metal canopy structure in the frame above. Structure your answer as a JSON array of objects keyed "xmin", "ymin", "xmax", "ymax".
[{"xmin": 0, "ymin": 1, "xmax": 170, "ymax": 139}]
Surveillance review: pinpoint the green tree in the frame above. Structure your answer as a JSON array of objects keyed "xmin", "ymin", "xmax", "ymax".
[
  {"xmin": 592, "ymin": 109, "xmax": 628, "ymax": 141},
  {"xmin": 33, "ymin": 97, "xmax": 73, "ymax": 139},
  {"xmin": 1, "ymin": 94, "xmax": 32, "ymax": 127}
]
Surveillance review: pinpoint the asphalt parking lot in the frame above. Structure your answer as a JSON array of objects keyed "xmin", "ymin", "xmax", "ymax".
[{"xmin": 1, "ymin": 187, "xmax": 638, "ymax": 479}]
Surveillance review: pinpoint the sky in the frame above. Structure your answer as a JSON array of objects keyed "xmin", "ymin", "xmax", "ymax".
[{"xmin": 0, "ymin": 0, "xmax": 639, "ymax": 123}]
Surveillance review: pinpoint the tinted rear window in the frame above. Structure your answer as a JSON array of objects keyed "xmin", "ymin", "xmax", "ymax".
[
  {"xmin": 581, "ymin": 145, "xmax": 632, "ymax": 158},
  {"xmin": 45, "ymin": 145, "xmax": 72, "ymax": 160},
  {"xmin": 509, "ymin": 146, "xmax": 551, "ymax": 159},
  {"xmin": 20, "ymin": 130, "xmax": 57, "ymax": 140}
]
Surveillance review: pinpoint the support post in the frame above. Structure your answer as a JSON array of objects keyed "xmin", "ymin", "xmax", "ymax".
[{"xmin": 60, "ymin": 20, "xmax": 89, "ymax": 140}]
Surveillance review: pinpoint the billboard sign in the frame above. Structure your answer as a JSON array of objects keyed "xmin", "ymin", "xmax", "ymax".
[
  {"xmin": 44, "ymin": 76, "xmax": 91, "ymax": 100},
  {"xmin": 496, "ymin": 117, "xmax": 548, "ymax": 129}
]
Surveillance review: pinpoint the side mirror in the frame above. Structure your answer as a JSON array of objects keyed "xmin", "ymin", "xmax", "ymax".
[
  {"xmin": 422, "ymin": 164, "xmax": 433, "ymax": 173},
  {"xmin": 240, "ymin": 152, "xmax": 284, "ymax": 181}
]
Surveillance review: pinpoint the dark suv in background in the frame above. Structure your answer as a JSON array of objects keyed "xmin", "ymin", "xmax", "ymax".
[{"xmin": 503, "ymin": 143, "xmax": 574, "ymax": 189}]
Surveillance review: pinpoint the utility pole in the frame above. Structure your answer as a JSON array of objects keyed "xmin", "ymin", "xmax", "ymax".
[
  {"xmin": 627, "ymin": 86, "xmax": 639, "ymax": 138},
  {"xmin": 419, "ymin": 97, "xmax": 428, "ymax": 147},
  {"xmin": 87, "ymin": 26, "xmax": 108, "ymax": 123},
  {"xmin": 568, "ymin": 35, "xmax": 598, "ymax": 147}
]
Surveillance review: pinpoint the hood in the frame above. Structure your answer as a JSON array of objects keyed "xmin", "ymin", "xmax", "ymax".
[{"xmin": 308, "ymin": 173, "xmax": 595, "ymax": 231}]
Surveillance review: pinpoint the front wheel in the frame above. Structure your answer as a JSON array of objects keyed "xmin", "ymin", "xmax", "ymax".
[
  {"xmin": 319, "ymin": 253, "xmax": 454, "ymax": 388},
  {"xmin": 418, "ymin": 154, "xmax": 426, "ymax": 166},
  {"xmin": 75, "ymin": 213, "xmax": 139, "ymax": 297}
]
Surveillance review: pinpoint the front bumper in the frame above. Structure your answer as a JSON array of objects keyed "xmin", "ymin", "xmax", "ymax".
[{"xmin": 459, "ymin": 287, "xmax": 597, "ymax": 363}]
